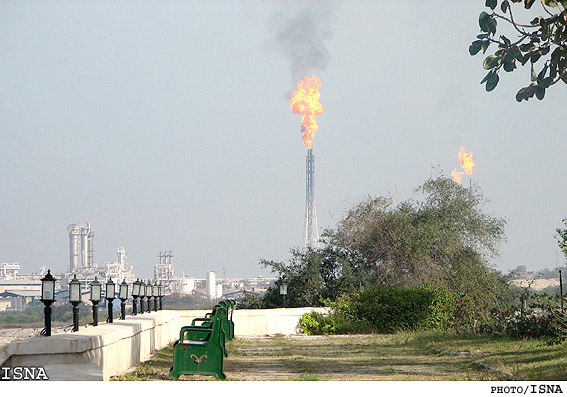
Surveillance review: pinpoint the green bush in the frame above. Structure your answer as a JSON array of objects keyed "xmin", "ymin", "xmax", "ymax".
[
  {"xmin": 339, "ymin": 286, "xmax": 457, "ymax": 333},
  {"xmin": 299, "ymin": 286, "xmax": 458, "ymax": 335},
  {"xmin": 299, "ymin": 311, "xmax": 375, "ymax": 335}
]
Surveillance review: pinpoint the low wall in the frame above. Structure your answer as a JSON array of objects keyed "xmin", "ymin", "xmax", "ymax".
[{"xmin": 0, "ymin": 307, "xmax": 326, "ymax": 381}]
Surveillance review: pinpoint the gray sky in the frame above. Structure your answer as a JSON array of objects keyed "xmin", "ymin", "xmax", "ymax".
[{"xmin": 1, "ymin": 0, "xmax": 566, "ymax": 280}]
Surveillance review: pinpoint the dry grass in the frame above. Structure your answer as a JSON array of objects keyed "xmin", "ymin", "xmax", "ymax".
[{"xmin": 112, "ymin": 333, "xmax": 512, "ymax": 381}]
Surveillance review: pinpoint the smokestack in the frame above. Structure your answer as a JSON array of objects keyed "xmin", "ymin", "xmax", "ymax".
[{"xmin": 304, "ymin": 148, "xmax": 319, "ymax": 248}]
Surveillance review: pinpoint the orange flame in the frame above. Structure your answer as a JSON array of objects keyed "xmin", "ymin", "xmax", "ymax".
[
  {"xmin": 290, "ymin": 75, "xmax": 323, "ymax": 149},
  {"xmin": 451, "ymin": 168, "xmax": 464, "ymax": 184},
  {"xmin": 458, "ymin": 146, "xmax": 475, "ymax": 175}
]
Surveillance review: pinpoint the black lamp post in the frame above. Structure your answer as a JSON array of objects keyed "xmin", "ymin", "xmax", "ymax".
[
  {"xmin": 106, "ymin": 277, "xmax": 115, "ymax": 323},
  {"xmin": 153, "ymin": 283, "xmax": 158, "ymax": 312},
  {"xmin": 69, "ymin": 274, "xmax": 82, "ymax": 332},
  {"xmin": 40, "ymin": 269, "xmax": 56, "ymax": 336},
  {"xmin": 279, "ymin": 282, "xmax": 288, "ymax": 308},
  {"xmin": 119, "ymin": 279, "xmax": 128, "ymax": 320},
  {"xmin": 146, "ymin": 281, "xmax": 153, "ymax": 313},
  {"xmin": 158, "ymin": 283, "xmax": 164, "ymax": 310},
  {"xmin": 132, "ymin": 279, "xmax": 141, "ymax": 315},
  {"xmin": 139, "ymin": 280, "xmax": 146, "ymax": 313},
  {"xmin": 90, "ymin": 277, "xmax": 101, "ymax": 326}
]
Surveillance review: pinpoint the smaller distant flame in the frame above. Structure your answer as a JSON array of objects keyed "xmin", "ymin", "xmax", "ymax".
[
  {"xmin": 458, "ymin": 146, "xmax": 475, "ymax": 175},
  {"xmin": 290, "ymin": 75, "xmax": 323, "ymax": 149},
  {"xmin": 451, "ymin": 168, "xmax": 464, "ymax": 185}
]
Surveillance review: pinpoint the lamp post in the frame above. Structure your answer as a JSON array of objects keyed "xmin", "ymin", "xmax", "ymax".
[
  {"xmin": 139, "ymin": 280, "xmax": 146, "ymax": 313},
  {"xmin": 119, "ymin": 279, "xmax": 128, "ymax": 320},
  {"xmin": 69, "ymin": 274, "xmax": 82, "ymax": 332},
  {"xmin": 90, "ymin": 277, "xmax": 101, "ymax": 326},
  {"xmin": 146, "ymin": 281, "xmax": 153, "ymax": 313},
  {"xmin": 153, "ymin": 283, "xmax": 158, "ymax": 312},
  {"xmin": 40, "ymin": 269, "xmax": 56, "ymax": 336},
  {"xmin": 158, "ymin": 283, "xmax": 164, "ymax": 310},
  {"xmin": 279, "ymin": 282, "xmax": 288, "ymax": 308},
  {"xmin": 106, "ymin": 277, "xmax": 115, "ymax": 323},
  {"xmin": 132, "ymin": 279, "xmax": 141, "ymax": 315}
]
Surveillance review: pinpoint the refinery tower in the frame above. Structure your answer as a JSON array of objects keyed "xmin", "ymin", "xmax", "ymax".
[{"xmin": 68, "ymin": 222, "xmax": 94, "ymax": 272}]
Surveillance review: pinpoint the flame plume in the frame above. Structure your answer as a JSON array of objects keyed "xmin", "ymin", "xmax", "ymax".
[
  {"xmin": 290, "ymin": 75, "xmax": 323, "ymax": 149},
  {"xmin": 458, "ymin": 146, "xmax": 475, "ymax": 175},
  {"xmin": 451, "ymin": 168, "xmax": 464, "ymax": 185}
]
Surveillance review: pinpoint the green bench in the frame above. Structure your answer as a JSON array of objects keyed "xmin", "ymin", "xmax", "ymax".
[
  {"xmin": 189, "ymin": 300, "xmax": 235, "ymax": 341},
  {"xmin": 170, "ymin": 305, "xmax": 228, "ymax": 380}
]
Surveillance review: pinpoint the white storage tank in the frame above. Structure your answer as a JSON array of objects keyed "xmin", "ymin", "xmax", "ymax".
[
  {"xmin": 206, "ymin": 271, "xmax": 216, "ymax": 299},
  {"xmin": 179, "ymin": 277, "xmax": 195, "ymax": 294}
]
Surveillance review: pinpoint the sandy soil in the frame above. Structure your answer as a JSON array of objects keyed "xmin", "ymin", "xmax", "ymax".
[{"xmin": 510, "ymin": 278, "xmax": 560, "ymax": 291}]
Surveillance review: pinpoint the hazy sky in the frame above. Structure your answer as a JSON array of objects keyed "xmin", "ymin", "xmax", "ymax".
[{"xmin": 1, "ymin": 0, "xmax": 566, "ymax": 280}]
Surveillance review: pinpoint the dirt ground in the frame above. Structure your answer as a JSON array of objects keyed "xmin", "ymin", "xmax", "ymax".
[
  {"xmin": 0, "ymin": 326, "xmax": 68, "ymax": 349},
  {"xmin": 167, "ymin": 334, "xmax": 505, "ymax": 381},
  {"xmin": 0, "ymin": 327, "xmax": 43, "ymax": 348}
]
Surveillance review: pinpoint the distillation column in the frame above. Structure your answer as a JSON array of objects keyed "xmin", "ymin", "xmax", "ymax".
[{"xmin": 68, "ymin": 224, "xmax": 80, "ymax": 272}]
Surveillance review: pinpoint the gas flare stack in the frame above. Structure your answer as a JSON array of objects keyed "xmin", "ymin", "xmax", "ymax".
[
  {"xmin": 304, "ymin": 147, "xmax": 319, "ymax": 249},
  {"xmin": 290, "ymin": 75, "xmax": 323, "ymax": 249}
]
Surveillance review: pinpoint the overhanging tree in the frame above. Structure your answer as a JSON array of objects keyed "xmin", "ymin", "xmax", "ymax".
[{"xmin": 470, "ymin": 0, "xmax": 567, "ymax": 101}]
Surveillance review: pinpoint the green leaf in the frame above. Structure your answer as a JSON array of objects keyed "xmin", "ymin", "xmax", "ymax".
[
  {"xmin": 503, "ymin": 58, "xmax": 516, "ymax": 72},
  {"xmin": 469, "ymin": 40, "xmax": 483, "ymax": 56},
  {"xmin": 540, "ymin": 76, "xmax": 554, "ymax": 88},
  {"xmin": 486, "ymin": 71, "xmax": 500, "ymax": 91},
  {"xmin": 515, "ymin": 85, "xmax": 535, "ymax": 101},
  {"xmin": 501, "ymin": 0, "xmax": 510, "ymax": 12},
  {"xmin": 483, "ymin": 55, "xmax": 502, "ymax": 69},
  {"xmin": 479, "ymin": 12, "xmax": 497, "ymax": 35},
  {"xmin": 479, "ymin": 12, "xmax": 490, "ymax": 32},
  {"xmin": 486, "ymin": 0, "xmax": 498, "ymax": 9},
  {"xmin": 520, "ymin": 43, "xmax": 535, "ymax": 52},
  {"xmin": 530, "ymin": 51, "xmax": 542, "ymax": 63},
  {"xmin": 535, "ymin": 85, "xmax": 546, "ymax": 99},
  {"xmin": 561, "ymin": 71, "xmax": 567, "ymax": 84},
  {"xmin": 543, "ymin": 0, "xmax": 558, "ymax": 6},
  {"xmin": 524, "ymin": 0, "xmax": 536, "ymax": 8}
]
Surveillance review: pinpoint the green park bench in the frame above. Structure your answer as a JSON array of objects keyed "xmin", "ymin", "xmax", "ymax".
[
  {"xmin": 170, "ymin": 305, "xmax": 228, "ymax": 380},
  {"xmin": 190, "ymin": 300, "xmax": 235, "ymax": 341},
  {"xmin": 206, "ymin": 300, "xmax": 235, "ymax": 339}
]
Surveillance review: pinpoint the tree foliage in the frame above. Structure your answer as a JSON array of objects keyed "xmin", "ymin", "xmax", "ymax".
[
  {"xmin": 260, "ymin": 176, "xmax": 510, "ymax": 330},
  {"xmin": 323, "ymin": 176, "xmax": 510, "ymax": 329},
  {"xmin": 555, "ymin": 218, "xmax": 567, "ymax": 261},
  {"xmin": 328, "ymin": 176, "xmax": 506, "ymax": 288},
  {"xmin": 259, "ymin": 244, "xmax": 373, "ymax": 308},
  {"xmin": 470, "ymin": 0, "xmax": 567, "ymax": 101}
]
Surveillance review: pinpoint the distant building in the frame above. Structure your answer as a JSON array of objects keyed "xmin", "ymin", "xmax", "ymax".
[
  {"xmin": 0, "ymin": 262, "xmax": 20, "ymax": 280},
  {"xmin": 0, "ymin": 279, "xmax": 41, "ymax": 311}
]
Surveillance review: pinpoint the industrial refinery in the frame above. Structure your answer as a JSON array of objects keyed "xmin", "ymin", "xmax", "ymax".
[{"xmin": 0, "ymin": 222, "xmax": 274, "ymax": 311}]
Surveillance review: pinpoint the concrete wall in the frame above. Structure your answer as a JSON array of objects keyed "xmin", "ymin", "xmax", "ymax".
[{"xmin": 0, "ymin": 307, "xmax": 327, "ymax": 381}]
